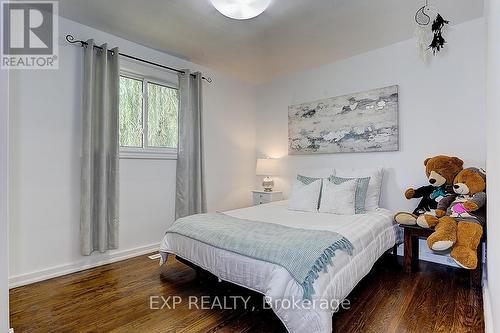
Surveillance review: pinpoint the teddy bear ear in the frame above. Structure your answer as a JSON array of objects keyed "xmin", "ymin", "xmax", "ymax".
[
  {"xmin": 451, "ymin": 157, "xmax": 464, "ymax": 167},
  {"xmin": 424, "ymin": 158, "xmax": 431, "ymax": 166}
]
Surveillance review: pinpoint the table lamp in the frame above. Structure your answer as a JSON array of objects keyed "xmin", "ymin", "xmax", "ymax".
[{"xmin": 256, "ymin": 158, "xmax": 278, "ymax": 192}]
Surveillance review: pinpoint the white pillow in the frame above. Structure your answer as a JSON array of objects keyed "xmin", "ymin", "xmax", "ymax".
[
  {"xmin": 288, "ymin": 179, "xmax": 322, "ymax": 212},
  {"xmin": 335, "ymin": 167, "xmax": 383, "ymax": 211},
  {"xmin": 290, "ymin": 168, "xmax": 335, "ymax": 188},
  {"xmin": 297, "ymin": 168, "xmax": 335, "ymax": 178},
  {"xmin": 319, "ymin": 179, "xmax": 357, "ymax": 215}
]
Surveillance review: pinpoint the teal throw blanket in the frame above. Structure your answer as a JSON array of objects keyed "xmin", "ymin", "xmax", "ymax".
[{"xmin": 166, "ymin": 212, "xmax": 354, "ymax": 300}]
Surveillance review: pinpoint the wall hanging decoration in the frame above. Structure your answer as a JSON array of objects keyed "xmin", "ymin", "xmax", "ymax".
[
  {"xmin": 288, "ymin": 85, "xmax": 399, "ymax": 155},
  {"xmin": 429, "ymin": 14, "xmax": 450, "ymax": 54},
  {"xmin": 414, "ymin": 0, "xmax": 450, "ymax": 62}
]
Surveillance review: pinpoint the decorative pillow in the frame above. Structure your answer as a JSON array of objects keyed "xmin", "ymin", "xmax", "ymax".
[
  {"xmin": 319, "ymin": 179, "xmax": 357, "ymax": 215},
  {"xmin": 297, "ymin": 174, "xmax": 324, "ymax": 208},
  {"xmin": 297, "ymin": 174, "xmax": 321, "ymax": 185},
  {"xmin": 335, "ymin": 168, "xmax": 384, "ymax": 211},
  {"xmin": 328, "ymin": 176, "xmax": 370, "ymax": 214},
  {"xmin": 288, "ymin": 179, "xmax": 322, "ymax": 212},
  {"xmin": 297, "ymin": 168, "xmax": 335, "ymax": 179}
]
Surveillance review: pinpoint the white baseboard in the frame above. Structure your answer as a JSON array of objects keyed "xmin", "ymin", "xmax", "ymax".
[
  {"xmin": 396, "ymin": 239, "xmax": 460, "ymax": 267},
  {"xmin": 483, "ymin": 279, "xmax": 494, "ymax": 333},
  {"xmin": 9, "ymin": 243, "xmax": 160, "ymax": 288}
]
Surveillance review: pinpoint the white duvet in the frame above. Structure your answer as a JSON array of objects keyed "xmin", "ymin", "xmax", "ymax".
[{"xmin": 160, "ymin": 201, "xmax": 402, "ymax": 333}]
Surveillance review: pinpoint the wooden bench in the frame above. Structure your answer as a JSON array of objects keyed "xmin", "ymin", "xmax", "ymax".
[{"xmin": 399, "ymin": 223, "xmax": 484, "ymax": 289}]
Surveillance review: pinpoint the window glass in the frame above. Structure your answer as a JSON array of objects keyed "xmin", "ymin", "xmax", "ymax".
[
  {"xmin": 119, "ymin": 76, "xmax": 143, "ymax": 148},
  {"xmin": 147, "ymin": 82, "xmax": 178, "ymax": 148}
]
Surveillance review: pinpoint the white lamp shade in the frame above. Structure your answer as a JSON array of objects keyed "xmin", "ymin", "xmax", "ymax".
[{"xmin": 256, "ymin": 158, "xmax": 278, "ymax": 176}]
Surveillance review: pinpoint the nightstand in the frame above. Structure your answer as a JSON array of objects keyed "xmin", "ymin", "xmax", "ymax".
[
  {"xmin": 399, "ymin": 223, "xmax": 485, "ymax": 290},
  {"xmin": 252, "ymin": 190, "xmax": 283, "ymax": 206}
]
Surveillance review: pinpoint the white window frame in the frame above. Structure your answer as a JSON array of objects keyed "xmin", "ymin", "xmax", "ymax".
[{"xmin": 119, "ymin": 70, "xmax": 179, "ymax": 160}]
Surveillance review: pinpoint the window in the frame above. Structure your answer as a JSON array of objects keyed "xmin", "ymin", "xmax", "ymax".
[{"xmin": 119, "ymin": 73, "xmax": 178, "ymax": 159}]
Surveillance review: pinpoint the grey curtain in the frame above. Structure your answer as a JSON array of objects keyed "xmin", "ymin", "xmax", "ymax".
[
  {"xmin": 80, "ymin": 39, "xmax": 120, "ymax": 255},
  {"xmin": 175, "ymin": 70, "xmax": 207, "ymax": 219}
]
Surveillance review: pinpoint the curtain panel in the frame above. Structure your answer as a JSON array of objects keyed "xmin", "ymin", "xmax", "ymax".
[
  {"xmin": 80, "ymin": 39, "xmax": 120, "ymax": 255},
  {"xmin": 175, "ymin": 70, "xmax": 207, "ymax": 219}
]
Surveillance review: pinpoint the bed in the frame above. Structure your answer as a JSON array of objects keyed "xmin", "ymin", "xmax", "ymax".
[{"xmin": 159, "ymin": 200, "xmax": 402, "ymax": 333}]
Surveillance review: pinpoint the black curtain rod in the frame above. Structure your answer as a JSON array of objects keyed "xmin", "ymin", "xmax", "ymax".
[{"xmin": 65, "ymin": 35, "xmax": 212, "ymax": 83}]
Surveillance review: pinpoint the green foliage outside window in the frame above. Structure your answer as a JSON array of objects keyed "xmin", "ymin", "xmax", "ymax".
[
  {"xmin": 119, "ymin": 75, "xmax": 178, "ymax": 149},
  {"xmin": 119, "ymin": 76, "xmax": 143, "ymax": 147},
  {"xmin": 147, "ymin": 82, "xmax": 178, "ymax": 148}
]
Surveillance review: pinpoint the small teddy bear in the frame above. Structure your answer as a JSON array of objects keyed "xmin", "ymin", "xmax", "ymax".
[
  {"xmin": 417, "ymin": 167, "xmax": 486, "ymax": 269},
  {"xmin": 394, "ymin": 155, "xmax": 463, "ymax": 225}
]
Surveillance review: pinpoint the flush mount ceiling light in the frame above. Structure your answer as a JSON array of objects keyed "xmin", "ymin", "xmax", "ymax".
[{"xmin": 210, "ymin": 0, "xmax": 271, "ymax": 20}]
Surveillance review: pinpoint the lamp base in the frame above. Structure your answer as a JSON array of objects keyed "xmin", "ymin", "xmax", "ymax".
[{"xmin": 262, "ymin": 177, "xmax": 274, "ymax": 192}]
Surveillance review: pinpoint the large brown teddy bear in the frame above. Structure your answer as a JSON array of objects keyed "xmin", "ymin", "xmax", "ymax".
[
  {"xmin": 417, "ymin": 168, "xmax": 486, "ymax": 269},
  {"xmin": 394, "ymin": 155, "xmax": 463, "ymax": 225}
]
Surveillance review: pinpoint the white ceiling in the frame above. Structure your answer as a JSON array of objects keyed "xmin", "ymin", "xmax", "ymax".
[{"xmin": 57, "ymin": 0, "xmax": 484, "ymax": 84}]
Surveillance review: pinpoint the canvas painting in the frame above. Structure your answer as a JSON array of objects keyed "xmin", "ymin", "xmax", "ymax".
[{"xmin": 288, "ymin": 85, "xmax": 399, "ymax": 154}]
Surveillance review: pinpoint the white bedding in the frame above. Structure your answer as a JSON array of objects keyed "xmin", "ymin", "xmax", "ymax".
[{"xmin": 160, "ymin": 200, "xmax": 402, "ymax": 333}]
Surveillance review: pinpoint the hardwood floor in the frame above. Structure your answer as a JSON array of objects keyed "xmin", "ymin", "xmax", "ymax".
[{"xmin": 10, "ymin": 254, "xmax": 484, "ymax": 333}]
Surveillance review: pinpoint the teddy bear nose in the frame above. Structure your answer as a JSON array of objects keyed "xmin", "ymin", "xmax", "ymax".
[
  {"xmin": 429, "ymin": 179, "xmax": 436, "ymax": 184},
  {"xmin": 454, "ymin": 185, "xmax": 459, "ymax": 189}
]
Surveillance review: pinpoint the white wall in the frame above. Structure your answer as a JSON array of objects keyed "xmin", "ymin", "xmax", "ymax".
[
  {"xmin": 8, "ymin": 16, "xmax": 256, "ymax": 285},
  {"xmin": 255, "ymin": 18, "xmax": 486, "ymax": 214},
  {"xmin": 485, "ymin": 0, "xmax": 500, "ymax": 331},
  {"xmin": 1, "ymin": 65, "xmax": 10, "ymax": 331},
  {"xmin": 8, "ymin": 13, "xmax": 488, "ymax": 291}
]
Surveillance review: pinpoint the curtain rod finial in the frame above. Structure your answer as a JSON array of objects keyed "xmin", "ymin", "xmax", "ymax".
[{"xmin": 66, "ymin": 34, "xmax": 87, "ymax": 47}]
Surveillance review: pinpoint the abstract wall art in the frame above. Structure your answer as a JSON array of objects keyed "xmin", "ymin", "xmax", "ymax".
[{"xmin": 288, "ymin": 85, "xmax": 399, "ymax": 154}]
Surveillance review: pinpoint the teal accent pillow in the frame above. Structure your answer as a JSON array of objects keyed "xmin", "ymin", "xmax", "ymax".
[{"xmin": 327, "ymin": 175, "xmax": 371, "ymax": 214}]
